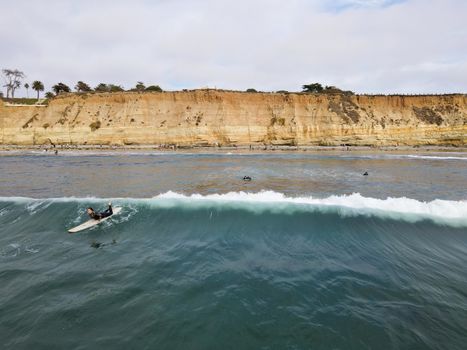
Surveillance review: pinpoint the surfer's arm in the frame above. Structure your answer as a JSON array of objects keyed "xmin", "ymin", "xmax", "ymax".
[{"xmin": 98, "ymin": 204, "xmax": 113, "ymax": 219}]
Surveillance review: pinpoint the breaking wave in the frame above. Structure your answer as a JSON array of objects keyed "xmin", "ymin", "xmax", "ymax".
[{"xmin": 1, "ymin": 191, "xmax": 466, "ymax": 227}]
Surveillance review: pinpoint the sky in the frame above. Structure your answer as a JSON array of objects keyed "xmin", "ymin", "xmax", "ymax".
[{"xmin": 1, "ymin": 0, "xmax": 466, "ymax": 96}]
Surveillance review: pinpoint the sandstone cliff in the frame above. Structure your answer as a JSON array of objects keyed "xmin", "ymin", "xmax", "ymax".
[{"xmin": 1, "ymin": 90, "xmax": 466, "ymax": 147}]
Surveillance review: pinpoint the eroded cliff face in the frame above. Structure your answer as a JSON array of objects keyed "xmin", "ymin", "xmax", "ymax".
[{"xmin": 1, "ymin": 91, "xmax": 466, "ymax": 147}]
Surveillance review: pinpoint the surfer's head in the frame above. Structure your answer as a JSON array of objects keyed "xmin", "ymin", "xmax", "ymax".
[{"xmin": 87, "ymin": 207, "xmax": 94, "ymax": 214}]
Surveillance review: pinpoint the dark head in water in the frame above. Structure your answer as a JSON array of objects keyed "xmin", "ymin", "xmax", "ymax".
[
  {"xmin": 243, "ymin": 176, "xmax": 252, "ymax": 181},
  {"xmin": 363, "ymin": 172, "xmax": 369, "ymax": 176},
  {"xmin": 87, "ymin": 207, "xmax": 98, "ymax": 219},
  {"xmin": 90, "ymin": 241, "xmax": 102, "ymax": 249}
]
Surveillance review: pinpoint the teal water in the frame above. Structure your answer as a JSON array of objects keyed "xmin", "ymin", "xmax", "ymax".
[{"xmin": 1, "ymin": 151, "xmax": 467, "ymax": 349}]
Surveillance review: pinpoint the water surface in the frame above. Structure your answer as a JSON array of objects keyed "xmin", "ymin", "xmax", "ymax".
[{"xmin": 1, "ymin": 150, "xmax": 466, "ymax": 349}]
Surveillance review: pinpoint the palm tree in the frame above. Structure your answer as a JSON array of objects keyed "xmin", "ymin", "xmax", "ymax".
[
  {"xmin": 24, "ymin": 83, "xmax": 30, "ymax": 98},
  {"xmin": 32, "ymin": 80, "xmax": 44, "ymax": 99}
]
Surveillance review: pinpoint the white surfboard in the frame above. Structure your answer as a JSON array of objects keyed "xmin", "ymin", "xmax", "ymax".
[{"xmin": 68, "ymin": 207, "xmax": 122, "ymax": 233}]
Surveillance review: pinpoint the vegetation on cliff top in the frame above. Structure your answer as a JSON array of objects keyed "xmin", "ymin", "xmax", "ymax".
[
  {"xmin": 1, "ymin": 97, "xmax": 47, "ymax": 105},
  {"xmin": 2, "ymin": 69, "xmax": 25, "ymax": 98},
  {"xmin": 32, "ymin": 81, "xmax": 44, "ymax": 99},
  {"xmin": 1, "ymin": 68, "xmax": 166, "ymax": 102},
  {"xmin": 2, "ymin": 67, "xmax": 464, "ymax": 103},
  {"xmin": 3, "ymin": 67, "xmax": 351, "ymax": 100},
  {"xmin": 52, "ymin": 83, "xmax": 71, "ymax": 95}
]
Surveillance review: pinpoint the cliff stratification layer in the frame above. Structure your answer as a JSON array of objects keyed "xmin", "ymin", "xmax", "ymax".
[{"xmin": 1, "ymin": 91, "xmax": 466, "ymax": 147}]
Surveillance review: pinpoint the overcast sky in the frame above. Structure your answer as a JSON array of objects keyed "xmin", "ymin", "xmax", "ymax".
[{"xmin": 1, "ymin": 0, "xmax": 466, "ymax": 96}]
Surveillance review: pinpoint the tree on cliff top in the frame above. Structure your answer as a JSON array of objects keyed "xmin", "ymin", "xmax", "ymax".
[
  {"xmin": 52, "ymin": 82, "xmax": 71, "ymax": 95},
  {"xmin": 75, "ymin": 81, "xmax": 92, "ymax": 92},
  {"xmin": 32, "ymin": 81, "xmax": 44, "ymax": 99},
  {"xmin": 135, "ymin": 81, "xmax": 146, "ymax": 91},
  {"xmin": 145, "ymin": 85, "xmax": 163, "ymax": 92},
  {"xmin": 94, "ymin": 83, "xmax": 108, "ymax": 92},
  {"xmin": 128, "ymin": 81, "xmax": 150, "ymax": 92},
  {"xmin": 108, "ymin": 84, "xmax": 124, "ymax": 92},
  {"xmin": 95, "ymin": 83, "xmax": 124, "ymax": 92},
  {"xmin": 2, "ymin": 69, "xmax": 25, "ymax": 98},
  {"xmin": 302, "ymin": 83, "xmax": 324, "ymax": 93}
]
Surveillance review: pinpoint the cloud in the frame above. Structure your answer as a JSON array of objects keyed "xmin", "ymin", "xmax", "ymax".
[
  {"xmin": 324, "ymin": 0, "xmax": 406, "ymax": 12},
  {"xmin": 0, "ymin": 0, "xmax": 466, "ymax": 96}
]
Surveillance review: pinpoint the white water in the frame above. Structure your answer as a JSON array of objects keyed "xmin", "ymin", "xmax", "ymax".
[
  {"xmin": 404, "ymin": 155, "xmax": 467, "ymax": 161},
  {"xmin": 155, "ymin": 191, "xmax": 467, "ymax": 226},
  {"xmin": 2, "ymin": 191, "xmax": 466, "ymax": 227}
]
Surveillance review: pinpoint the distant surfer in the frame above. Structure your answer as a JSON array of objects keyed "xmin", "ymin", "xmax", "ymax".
[
  {"xmin": 243, "ymin": 176, "xmax": 252, "ymax": 181},
  {"xmin": 363, "ymin": 171, "xmax": 369, "ymax": 176},
  {"xmin": 87, "ymin": 202, "xmax": 113, "ymax": 220}
]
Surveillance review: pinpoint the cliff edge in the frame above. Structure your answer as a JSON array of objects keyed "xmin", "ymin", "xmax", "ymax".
[{"xmin": 1, "ymin": 90, "xmax": 466, "ymax": 147}]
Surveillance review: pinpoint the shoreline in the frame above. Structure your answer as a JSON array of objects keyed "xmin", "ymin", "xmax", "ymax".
[{"xmin": 1, "ymin": 144, "xmax": 467, "ymax": 154}]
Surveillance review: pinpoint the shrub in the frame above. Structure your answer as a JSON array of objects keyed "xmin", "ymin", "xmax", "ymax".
[
  {"xmin": 323, "ymin": 86, "xmax": 354, "ymax": 95},
  {"xmin": 95, "ymin": 83, "xmax": 124, "ymax": 92},
  {"xmin": 2, "ymin": 98, "xmax": 39, "ymax": 105},
  {"xmin": 94, "ymin": 83, "xmax": 108, "ymax": 92},
  {"xmin": 145, "ymin": 85, "xmax": 163, "ymax": 92},
  {"xmin": 246, "ymin": 88, "xmax": 257, "ymax": 93},
  {"xmin": 108, "ymin": 84, "xmax": 124, "ymax": 92}
]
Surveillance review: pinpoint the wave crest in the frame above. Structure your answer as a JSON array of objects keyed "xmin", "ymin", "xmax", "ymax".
[
  {"xmin": 154, "ymin": 191, "xmax": 467, "ymax": 226},
  {"xmin": 1, "ymin": 191, "xmax": 466, "ymax": 227}
]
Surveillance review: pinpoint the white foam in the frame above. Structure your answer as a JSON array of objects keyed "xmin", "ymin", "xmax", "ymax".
[
  {"xmin": 1, "ymin": 192, "xmax": 467, "ymax": 226},
  {"xmin": 404, "ymin": 155, "xmax": 467, "ymax": 161},
  {"xmin": 0, "ymin": 196, "xmax": 100, "ymax": 203},
  {"xmin": 155, "ymin": 191, "xmax": 467, "ymax": 226}
]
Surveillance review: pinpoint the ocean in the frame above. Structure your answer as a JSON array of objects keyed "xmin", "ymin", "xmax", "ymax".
[{"xmin": 1, "ymin": 150, "xmax": 466, "ymax": 349}]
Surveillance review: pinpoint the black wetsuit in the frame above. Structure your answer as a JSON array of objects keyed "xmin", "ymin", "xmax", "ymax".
[{"xmin": 90, "ymin": 205, "xmax": 113, "ymax": 220}]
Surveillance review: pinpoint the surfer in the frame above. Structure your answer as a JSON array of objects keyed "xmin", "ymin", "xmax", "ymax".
[{"xmin": 87, "ymin": 202, "xmax": 113, "ymax": 220}]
